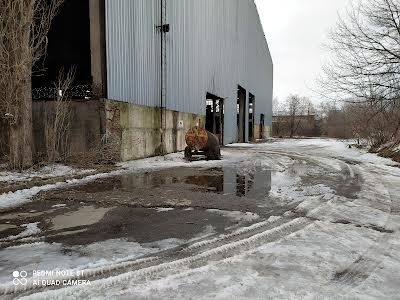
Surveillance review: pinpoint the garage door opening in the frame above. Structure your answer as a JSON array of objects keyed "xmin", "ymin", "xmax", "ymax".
[
  {"xmin": 206, "ymin": 93, "xmax": 224, "ymax": 145},
  {"xmin": 237, "ymin": 86, "xmax": 246, "ymax": 143},
  {"xmin": 248, "ymin": 93, "xmax": 255, "ymax": 141}
]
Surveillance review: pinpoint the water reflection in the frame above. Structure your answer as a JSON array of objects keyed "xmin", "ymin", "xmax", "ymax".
[
  {"xmin": 74, "ymin": 167, "xmax": 272, "ymax": 199},
  {"xmin": 118, "ymin": 167, "xmax": 273, "ymax": 198},
  {"xmin": 184, "ymin": 167, "xmax": 271, "ymax": 197},
  {"xmin": 222, "ymin": 167, "xmax": 272, "ymax": 197}
]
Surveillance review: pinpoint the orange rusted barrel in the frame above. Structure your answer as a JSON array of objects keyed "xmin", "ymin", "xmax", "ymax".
[{"xmin": 185, "ymin": 126, "xmax": 208, "ymax": 151}]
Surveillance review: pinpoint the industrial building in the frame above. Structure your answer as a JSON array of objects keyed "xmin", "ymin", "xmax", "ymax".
[{"xmin": 32, "ymin": 0, "xmax": 273, "ymax": 161}]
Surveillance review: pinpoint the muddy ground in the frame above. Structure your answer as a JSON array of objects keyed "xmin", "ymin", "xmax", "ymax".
[
  {"xmin": 0, "ymin": 151, "xmax": 360, "ymax": 248},
  {"xmin": 2, "ymin": 139, "xmax": 399, "ymax": 299}
]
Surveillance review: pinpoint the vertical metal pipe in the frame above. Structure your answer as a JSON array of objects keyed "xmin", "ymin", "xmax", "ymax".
[{"xmin": 160, "ymin": 0, "xmax": 164, "ymax": 144}]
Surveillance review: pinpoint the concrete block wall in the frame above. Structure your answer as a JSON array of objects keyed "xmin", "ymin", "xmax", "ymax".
[
  {"xmin": 264, "ymin": 126, "xmax": 272, "ymax": 139},
  {"xmin": 252, "ymin": 124, "xmax": 272, "ymax": 141},
  {"xmin": 105, "ymin": 100, "xmax": 204, "ymax": 161},
  {"xmin": 163, "ymin": 110, "xmax": 205, "ymax": 154},
  {"xmin": 254, "ymin": 125, "xmax": 260, "ymax": 141},
  {"xmin": 33, "ymin": 100, "xmax": 104, "ymax": 157}
]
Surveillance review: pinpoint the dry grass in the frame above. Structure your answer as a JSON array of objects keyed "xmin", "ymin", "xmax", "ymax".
[{"xmin": 44, "ymin": 68, "xmax": 74, "ymax": 164}]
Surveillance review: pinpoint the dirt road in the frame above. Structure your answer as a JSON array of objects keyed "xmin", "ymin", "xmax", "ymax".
[{"xmin": 1, "ymin": 139, "xmax": 399, "ymax": 299}]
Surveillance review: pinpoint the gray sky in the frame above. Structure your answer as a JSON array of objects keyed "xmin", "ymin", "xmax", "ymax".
[{"xmin": 255, "ymin": 0, "xmax": 350, "ymax": 103}]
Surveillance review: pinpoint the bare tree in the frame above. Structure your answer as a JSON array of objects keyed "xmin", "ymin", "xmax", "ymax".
[
  {"xmin": 320, "ymin": 0, "xmax": 400, "ymax": 103},
  {"xmin": 346, "ymin": 100, "xmax": 400, "ymax": 146},
  {"xmin": 285, "ymin": 95, "xmax": 310, "ymax": 138},
  {"xmin": 272, "ymin": 97, "xmax": 283, "ymax": 136},
  {"xmin": 318, "ymin": 0, "xmax": 400, "ymax": 148},
  {"xmin": 318, "ymin": 99, "xmax": 400, "ymax": 147},
  {"xmin": 318, "ymin": 100, "xmax": 347, "ymax": 138},
  {"xmin": 0, "ymin": 0, "xmax": 64, "ymax": 169},
  {"xmin": 272, "ymin": 95, "xmax": 316, "ymax": 138},
  {"xmin": 44, "ymin": 68, "xmax": 75, "ymax": 164},
  {"xmin": 272, "ymin": 97, "xmax": 282, "ymax": 115}
]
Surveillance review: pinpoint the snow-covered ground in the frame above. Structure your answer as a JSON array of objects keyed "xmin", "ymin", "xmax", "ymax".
[
  {"xmin": 1, "ymin": 138, "xmax": 400, "ymax": 299},
  {"xmin": 0, "ymin": 165, "xmax": 95, "ymax": 183},
  {"xmin": 0, "ymin": 153, "xmax": 239, "ymax": 211}
]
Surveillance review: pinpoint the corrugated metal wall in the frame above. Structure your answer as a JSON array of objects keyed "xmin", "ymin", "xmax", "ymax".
[
  {"xmin": 105, "ymin": 0, "xmax": 273, "ymax": 144},
  {"xmin": 105, "ymin": 0, "xmax": 161, "ymax": 107}
]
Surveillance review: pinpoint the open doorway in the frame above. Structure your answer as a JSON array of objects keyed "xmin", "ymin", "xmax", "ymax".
[
  {"xmin": 205, "ymin": 93, "xmax": 224, "ymax": 145},
  {"xmin": 237, "ymin": 86, "xmax": 246, "ymax": 143},
  {"xmin": 248, "ymin": 93, "xmax": 255, "ymax": 141},
  {"xmin": 260, "ymin": 114, "xmax": 265, "ymax": 139}
]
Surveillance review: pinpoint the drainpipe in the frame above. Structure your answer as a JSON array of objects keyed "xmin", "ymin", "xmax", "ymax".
[{"xmin": 157, "ymin": 0, "xmax": 169, "ymax": 155}]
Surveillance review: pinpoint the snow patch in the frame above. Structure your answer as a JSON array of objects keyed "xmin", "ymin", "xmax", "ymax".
[
  {"xmin": 0, "ymin": 237, "xmax": 185, "ymax": 284},
  {"xmin": 0, "ymin": 151, "xmax": 247, "ymax": 211},
  {"xmin": 51, "ymin": 204, "xmax": 66, "ymax": 208},
  {"xmin": 155, "ymin": 207, "xmax": 175, "ymax": 212},
  {"xmin": 0, "ymin": 222, "xmax": 40, "ymax": 242},
  {"xmin": 207, "ymin": 209, "xmax": 260, "ymax": 223},
  {"xmin": 0, "ymin": 164, "xmax": 94, "ymax": 183}
]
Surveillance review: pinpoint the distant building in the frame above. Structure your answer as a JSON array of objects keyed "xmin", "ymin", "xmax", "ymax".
[{"xmin": 31, "ymin": 0, "xmax": 273, "ymax": 161}]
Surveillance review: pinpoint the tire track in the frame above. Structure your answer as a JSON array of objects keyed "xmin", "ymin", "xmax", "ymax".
[
  {"xmin": 7, "ymin": 145, "xmax": 396, "ymax": 299},
  {"xmin": 252, "ymin": 148, "xmax": 396, "ymax": 292},
  {"xmin": 2, "ymin": 216, "xmax": 312, "ymax": 297},
  {"xmin": 4, "ymin": 148, "xmax": 355, "ymax": 297},
  {"xmin": 331, "ymin": 163, "xmax": 396, "ymax": 293}
]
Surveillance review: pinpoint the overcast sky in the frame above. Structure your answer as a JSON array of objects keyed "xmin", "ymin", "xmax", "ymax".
[{"xmin": 255, "ymin": 0, "xmax": 351, "ymax": 104}]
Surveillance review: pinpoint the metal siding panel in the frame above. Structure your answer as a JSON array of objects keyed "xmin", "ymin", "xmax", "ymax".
[
  {"xmin": 106, "ymin": 0, "xmax": 160, "ymax": 106},
  {"xmin": 106, "ymin": 0, "xmax": 273, "ymax": 143}
]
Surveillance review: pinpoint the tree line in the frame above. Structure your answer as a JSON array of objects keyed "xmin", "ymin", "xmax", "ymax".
[
  {"xmin": 318, "ymin": 0, "xmax": 400, "ymax": 149},
  {"xmin": 274, "ymin": 0, "xmax": 400, "ymax": 153}
]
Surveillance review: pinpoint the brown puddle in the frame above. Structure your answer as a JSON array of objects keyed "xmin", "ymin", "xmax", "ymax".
[
  {"xmin": 45, "ymin": 207, "xmax": 243, "ymax": 245},
  {"xmin": 50, "ymin": 206, "xmax": 114, "ymax": 231},
  {"xmin": 0, "ymin": 162, "xmax": 362, "ymax": 247},
  {"xmin": 72, "ymin": 167, "xmax": 273, "ymax": 199}
]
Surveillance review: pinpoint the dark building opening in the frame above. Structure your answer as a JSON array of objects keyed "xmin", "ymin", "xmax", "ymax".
[
  {"xmin": 260, "ymin": 113, "xmax": 265, "ymax": 139},
  {"xmin": 32, "ymin": 0, "xmax": 92, "ymax": 99},
  {"xmin": 248, "ymin": 93, "xmax": 255, "ymax": 141},
  {"xmin": 237, "ymin": 86, "xmax": 246, "ymax": 143},
  {"xmin": 205, "ymin": 93, "xmax": 224, "ymax": 145}
]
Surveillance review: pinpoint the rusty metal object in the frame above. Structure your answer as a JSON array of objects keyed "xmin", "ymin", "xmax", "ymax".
[
  {"xmin": 185, "ymin": 127, "xmax": 208, "ymax": 151},
  {"xmin": 185, "ymin": 127, "xmax": 221, "ymax": 161},
  {"xmin": 201, "ymin": 131, "xmax": 221, "ymax": 160}
]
